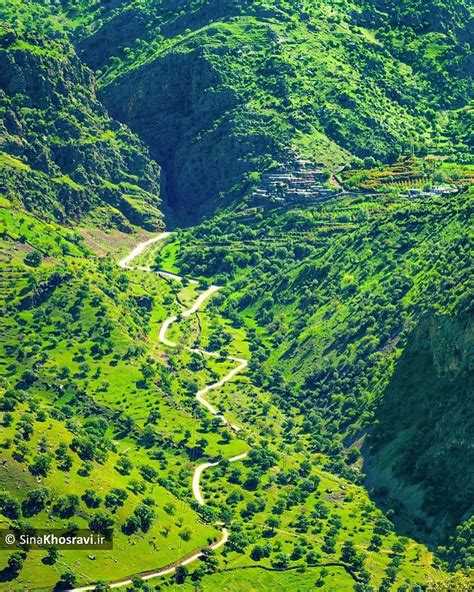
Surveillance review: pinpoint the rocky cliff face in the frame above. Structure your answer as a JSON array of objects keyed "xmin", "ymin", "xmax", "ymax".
[
  {"xmin": 0, "ymin": 32, "xmax": 164, "ymax": 230},
  {"xmin": 365, "ymin": 313, "xmax": 473, "ymax": 536},
  {"xmin": 99, "ymin": 45, "xmax": 285, "ymax": 217}
]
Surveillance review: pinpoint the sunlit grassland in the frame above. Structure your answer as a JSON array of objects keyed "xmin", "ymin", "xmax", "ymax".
[
  {"xmin": 196, "ymin": 457, "xmax": 434, "ymax": 590},
  {"xmin": 0, "ymin": 406, "xmax": 218, "ymax": 589},
  {"xmin": 178, "ymin": 563, "xmax": 355, "ymax": 591}
]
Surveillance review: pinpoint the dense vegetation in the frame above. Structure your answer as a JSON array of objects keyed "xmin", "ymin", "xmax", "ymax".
[
  {"xmin": 0, "ymin": 20, "xmax": 163, "ymax": 229},
  {"xmin": 0, "ymin": 202, "xmax": 230, "ymax": 588},
  {"xmin": 3, "ymin": 191, "xmax": 472, "ymax": 590},
  {"xmin": 87, "ymin": 0, "xmax": 472, "ymax": 216},
  {"xmin": 157, "ymin": 186, "xmax": 473, "ymax": 563},
  {"xmin": 0, "ymin": 1, "xmax": 472, "ymax": 591},
  {"xmin": 2, "ymin": 0, "xmax": 471, "ymax": 217}
]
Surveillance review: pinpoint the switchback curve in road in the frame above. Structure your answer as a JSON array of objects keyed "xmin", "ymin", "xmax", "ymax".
[{"xmin": 72, "ymin": 232, "xmax": 249, "ymax": 591}]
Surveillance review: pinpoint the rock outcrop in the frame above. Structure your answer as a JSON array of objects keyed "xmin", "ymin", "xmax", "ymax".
[{"xmin": 365, "ymin": 313, "xmax": 474, "ymax": 536}]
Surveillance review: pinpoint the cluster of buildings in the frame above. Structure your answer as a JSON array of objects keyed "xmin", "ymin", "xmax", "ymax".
[
  {"xmin": 403, "ymin": 185, "xmax": 457, "ymax": 198},
  {"xmin": 251, "ymin": 161, "xmax": 337, "ymax": 204},
  {"xmin": 249, "ymin": 160, "xmax": 459, "ymax": 206}
]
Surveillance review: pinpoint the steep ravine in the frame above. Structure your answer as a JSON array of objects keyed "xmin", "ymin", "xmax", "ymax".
[
  {"xmin": 96, "ymin": 48, "xmax": 283, "ymax": 218},
  {"xmin": 73, "ymin": 0, "xmax": 473, "ymax": 220}
]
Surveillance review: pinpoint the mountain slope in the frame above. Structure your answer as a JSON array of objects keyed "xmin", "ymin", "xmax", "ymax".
[
  {"xmin": 366, "ymin": 313, "xmax": 473, "ymax": 535},
  {"xmin": 68, "ymin": 0, "xmax": 473, "ymax": 216},
  {"xmin": 0, "ymin": 29, "xmax": 164, "ymax": 230},
  {"xmin": 0, "ymin": 204, "xmax": 228, "ymax": 589},
  {"xmin": 158, "ymin": 186, "xmax": 473, "ymax": 553},
  {"xmin": 2, "ymin": 1, "xmax": 471, "ymax": 218},
  {"xmin": 0, "ymin": 1, "xmax": 473, "ymax": 589}
]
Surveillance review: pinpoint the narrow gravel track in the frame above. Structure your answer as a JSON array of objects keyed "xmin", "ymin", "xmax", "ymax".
[{"xmin": 72, "ymin": 232, "xmax": 249, "ymax": 591}]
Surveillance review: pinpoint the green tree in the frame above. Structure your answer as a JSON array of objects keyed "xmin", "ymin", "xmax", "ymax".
[
  {"xmin": 53, "ymin": 494, "xmax": 80, "ymax": 519},
  {"xmin": 8, "ymin": 552, "xmax": 25, "ymax": 573},
  {"xmin": 105, "ymin": 488, "xmax": 128, "ymax": 513},
  {"xmin": 57, "ymin": 570, "xmax": 77, "ymax": 590},
  {"xmin": 0, "ymin": 492, "xmax": 22, "ymax": 519},
  {"xmin": 116, "ymin": 455, "xmax": 133, "ymax": 475},
  {"xmin": 265, "ymin": 516, "xmax": 281, "ymax": 535},
  {"xmin": 175, "ymin": 565, "xmax": 188, "ymax": 584},
  {"xmin": 25, "ymin": 250, "xmax": 43, "ymax": 267},
  {"xmin": 44, "ymin": 546, "xmax": 59, "ymax": 565},
  {"xmin": 82, "ymin": 489, "xmax": 101, "ymax": 508},
  {"xmin": 29, "ymin": 453, "xmax": 52, "ymax": 477},
  {"xmin": 272, "ymin": 553, "xmax": 290, "ymax": 569},
  {"xmin": 89, "ymin": 512, "xmax": 114, "ymax": 535},
  {"xmin": 134, "ymin": 503, "xmax": 155, "ymax": 532},
  {"xmin": 22, "ymin": 486, "xmax": 52, "ymax": 517}
]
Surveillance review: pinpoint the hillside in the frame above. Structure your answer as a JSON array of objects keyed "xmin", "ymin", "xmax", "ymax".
[
  {"xmin": 366, "ymin": 313, "xmax": 473, "ymax": 538},
  {"xmin": 157, "ymin": 187, "xmax": 473, "ymax": 557},
  {"xmin": 0, "ymin": 1, "xmax": 473, "ymax": 591},
  {"xmin": 0, "ymin": 27, "xmax": 164, "ymax": 230},
  {"xmin": 73, "ymin": 0, "xmax": 472, "ymax": 216},
  {"xmin": 0, "ymin": 203, "xmax": 229, "ymax": 589},
  {"xmin": 0, "ymin": 198, "xmax": 456, "ymax": 591},
  {"xmin": 1, "ymin": 1, "xmax": 472, "ymax": 219}
]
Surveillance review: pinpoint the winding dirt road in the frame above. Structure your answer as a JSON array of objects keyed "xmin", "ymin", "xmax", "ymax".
[{"xmin": 72, "ymin": 233, "xmax": 248, "ymax": 591}]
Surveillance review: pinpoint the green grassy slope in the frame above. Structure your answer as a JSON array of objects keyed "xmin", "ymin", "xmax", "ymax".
[
  {"xmin": 0, "ymin": 202, "xmax": 223, "ymax": 589},
  {"xmin": 0, "ymin": 197, "xmax": 448, "ymax": 591},
  {"xmin": 2, "ymin": 194, "xmax": 471, "ymax": 590},
  {"xmin": 0, "ymin": 1, "xmax": 472, "ymax": 590},
  {"xmin": 161, "ymin": 186, "xmax": 473, "ymax": 561}
]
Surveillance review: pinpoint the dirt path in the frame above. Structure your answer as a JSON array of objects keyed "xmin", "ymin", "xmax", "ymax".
[{"xmin": 72, "ymin": 232, "xmax": 249, "ymax": 591}]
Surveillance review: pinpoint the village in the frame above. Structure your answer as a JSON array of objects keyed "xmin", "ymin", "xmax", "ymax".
[
  {"xmin": 251, "ymin": 160, "xmax": 338, "ymax": 204},
  {"xmin": 251, "ymin": 158, "xmax": 460, "ymax": 206}
]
